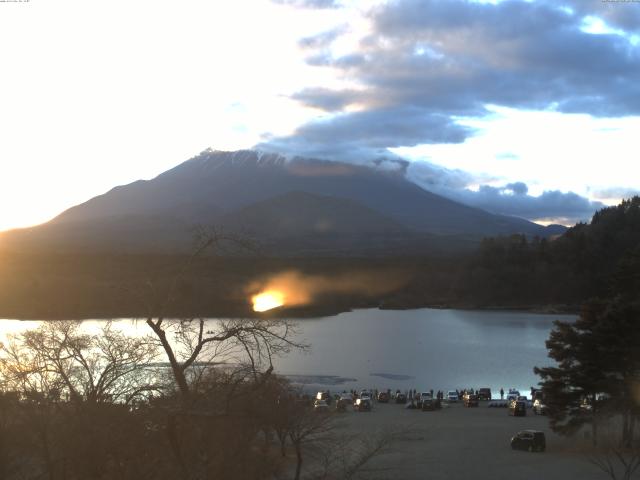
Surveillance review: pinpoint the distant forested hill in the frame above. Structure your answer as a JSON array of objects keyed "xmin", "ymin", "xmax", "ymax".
[{"xmin": 458, "ymin": 197, "xmax": 640, "ymax": 308}]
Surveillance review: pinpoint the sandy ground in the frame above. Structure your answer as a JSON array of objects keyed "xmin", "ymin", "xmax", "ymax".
[{"xmin": 319, "ymin": 400, "xmax": 607, "ymax": 480}]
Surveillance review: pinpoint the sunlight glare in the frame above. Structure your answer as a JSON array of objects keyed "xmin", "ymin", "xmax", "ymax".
[{"xmin": 252, "ymin": 291, "xmax": 285, "ymax": 312}]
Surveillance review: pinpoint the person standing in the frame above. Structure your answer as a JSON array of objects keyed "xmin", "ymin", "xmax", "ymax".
[{"xmin": 500, "ymin": 387, "xmax": 504, "ymax": 400}]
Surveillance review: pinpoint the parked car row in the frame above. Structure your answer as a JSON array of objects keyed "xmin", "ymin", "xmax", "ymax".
[
  {"xmin": 315, "ymin": 388, "xmax": 542, "ymax": 413},
  {"xmin": 314, "ymin": 391, "xmax": 547, "ymax": 455}
]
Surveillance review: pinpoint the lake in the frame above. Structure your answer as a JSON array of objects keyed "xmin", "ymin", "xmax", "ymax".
[
  {"xmin": 274, "ymin": 308, "xmax": 574, "ymax": 397},
  {"xmin": 0, "ymin": 308, "xmax": 574, "ymax": 398}
]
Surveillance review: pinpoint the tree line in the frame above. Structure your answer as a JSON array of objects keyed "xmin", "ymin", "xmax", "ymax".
[{"xmin": 460, "ymin": 196, "xmax": 640, "ymax": 308}]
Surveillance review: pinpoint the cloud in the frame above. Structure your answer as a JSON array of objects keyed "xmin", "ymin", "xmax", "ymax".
[
  {"xmin": 556, "ymin": 0, "xmax": 640, "ymax": 34},
  {"xmin": 257, "ymin": 107, "xmax": 472, "ymax": 161},
  {"xmin": 259, "ymin": 0, "xmax": 637, "ymax": 223},
  {"xmin": 407, "ymin": 160, "xmax": 605, "ymax": 223},
  {"xmin": 298, "ymin": 26, "xmax": 348, "ymax": 50},
  {"xmin": 271, "ymin": 0, "xmax": 342, "ymax": 8},
  {"xmin": 291, "ymin": 87, "xmax": 362, "ymax": 111},
  {"xmin": 406, "ymin": 160, "xmax": 489, "ymax": 192},
  {"xmin": 263, "ymin": 0, "xmax": 639, "ymax": 158},
  {"xmin": 272, "ymin": 0, "xmax": 640, "ymax": 146},
  {"xmin": 461, "ymin": 186, "xmax": 605, "ymax": 223},
  {"xmin": 590, "ymin": 187, "xmax": 640, "ymax": 201},
  {"xmin": 367, "ymin": 0, "xmax": 640, "ymax": 117}
]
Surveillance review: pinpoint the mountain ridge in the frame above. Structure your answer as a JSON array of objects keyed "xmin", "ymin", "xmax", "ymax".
[{"xmin": 0, "ymin": 149, "xmax": 565, "ymax": 255}]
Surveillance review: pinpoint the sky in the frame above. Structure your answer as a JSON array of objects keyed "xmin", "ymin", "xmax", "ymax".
[{"xmin": 0, "ymin": 0, "xmax": 639, "ymax": 231}]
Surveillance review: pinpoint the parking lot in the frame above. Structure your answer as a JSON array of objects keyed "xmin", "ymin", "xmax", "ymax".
[{"xmin": 329, "ymin": 400, "xmax": 605, "ymax": 480}]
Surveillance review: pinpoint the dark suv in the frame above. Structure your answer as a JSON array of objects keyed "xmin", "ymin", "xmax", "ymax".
[
  {"xmin": 354, "ymin": 398, "xmax": 372, "ymax": 412},
  {"xmin": 510, "ymin": 430, "xmax": 546, "ymax": 452},
  {"xmin": 477, "ymin": 388, "xmax": 492, "ymax": 401}
]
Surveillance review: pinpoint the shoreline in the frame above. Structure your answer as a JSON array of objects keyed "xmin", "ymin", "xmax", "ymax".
[{"xmin": 0, "ymin": 303, "xmax": 579, "ymax": 322}]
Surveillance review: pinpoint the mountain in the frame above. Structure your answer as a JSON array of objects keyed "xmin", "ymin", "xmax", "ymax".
[
  {"xmin": 0, "ymin": 149, "xmax": 563, "ymax": 255},
  {"xmin": 222, "ymin": 191, "xmax": 406, "ymax": 236}
]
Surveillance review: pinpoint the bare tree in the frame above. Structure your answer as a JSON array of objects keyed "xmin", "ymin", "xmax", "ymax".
[
  {"xmin": 142, "ymin": 228, "xmax": 306, "ymax": 398},
  {"xmin": 145, "ymin": 316, "xmax": 303, "ymax": 399},
  {"xmin": 589, "ymin": 447, "xmax": 640, "ymax": 480},
  {"xmin": 307, "ymin": 424, "xmax": 405, "ymax": 480},
  {"xmin": 586, "ymin": 421, "xmax": 640, "ymax": 480},
  {"xmin": 1, "ymin": 321, "xmax": 161, "ymax": 405},
  {"xmin": 0, "ymin": 321, "xmax": 163, "ymax": 480},
  {"xmin": 285, "ymin": 404, "xmax": 335, "ymax": 480},
  {"xmin": 279, "ymin": 403, "xmax": 403, "ymax": 480},
  {"xmin": 135, "ymin": 229, "xmax": 309, "ymax": 480}
]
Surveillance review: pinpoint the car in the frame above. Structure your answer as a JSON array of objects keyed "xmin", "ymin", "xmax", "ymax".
[
  {"xmin": 421, "ymin": 398, "xmax": 435, "ymax": 411},
  {"xmin": 314, "ymin": 399, "xmax": 330, "ymax": 412},
  {"xmin": 516, "ymin": 396, "xmax": 533, "ymax": 408},
  {"xmin": 336, "ymin": 394, "xmax": 352, "ymax": 412},
  {"xmin": 354, "ymin": 397, "xmax": 372, "ymax": 412},
  {"xmin": 377, "ymin": 391, "xmax": 390, "ymax": 403},
  {"xmin": 447, "ymin": 390, "xmax": 459, "ymax": 402},
  {"xmin": 463, "ymin": 394, "xmax": 479, "ymax": 407},
  {"xmin": 316, "ymin": 391, "xmax": 332, "ymax": 405},
  {"xmin": 395, "ymin": 392, "xmax": 407, "ymax": 404},
  {"xmin": 418, "ymin": 391, "xmax": 432, "ymax": 407},
  {"xmin": 533, "ymin": 398, "xmax": 547, "ymax": 415},
  {"xmin": 510, "ymin": 430, "xmax": 546, "ymax": 452},
  {"xmin": 532, "ymin": 389, "xmax": 544, "ymax": 402},
  {"xmin": 509, "ymin": 400, "xmax": 527, "ymax": 416},
  {"xmin": 477, "ymin": 388, "xmax": 492, "ymax": 401},
  {"xmin": 506, "ymin": 389, "xmax": 520, "ymax": 403},
  {"xmin": 422, "ymin": 398, "xmax": 442, "ymax": 411}
]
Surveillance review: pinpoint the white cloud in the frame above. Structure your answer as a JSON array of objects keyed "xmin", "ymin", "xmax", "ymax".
[{"xmin": 392, "ymin": 106, "xmax": 640, "ymax": 202}]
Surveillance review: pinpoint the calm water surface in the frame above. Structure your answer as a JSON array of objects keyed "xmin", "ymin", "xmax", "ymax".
[
  {"xmin": 274, "ymin": 308, "xmax": 575, "ymax": 396},
  {"xmin": 0, "ymin": 308, "xmax": 574, "ymax": 398}
]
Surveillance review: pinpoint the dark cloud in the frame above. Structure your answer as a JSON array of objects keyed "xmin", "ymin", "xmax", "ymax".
[
  {"xmin": 505, "ymin": 182, "xmax": 528, "ymax": 196},
  {"xmin": 366, "ymin": 0, "xmax": 640, "ymax": 117},
  {"xmin": 406, "ymin": 160, "xmax": 486, "ymax": 192},
  {"xmin": 257, "ymin": 107, "xmax": 472, "ymax": 161},
  {"xmin": 271, "ymin": 0, "xmax": 341, "ymax": 8},
  {"xmin": 407, "ymin": 160, "xmax": 604, "ymax": 223},
  {"xmin": 461, "ymin": 186, "xmax": 605, "ymax": 223},
  {"xmin": 291, "ymin": 87, "xmax": 362, "ymax": 111}
]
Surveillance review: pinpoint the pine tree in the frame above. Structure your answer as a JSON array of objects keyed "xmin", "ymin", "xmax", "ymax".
[{"xmin": 535, "ymin": 297, "xmax": 640, "ymax": 447}]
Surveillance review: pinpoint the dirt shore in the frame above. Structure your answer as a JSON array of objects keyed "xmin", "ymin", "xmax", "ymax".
[{"xmin": 324, "ymin": 400, "xmax": 604, "ymax": 480}]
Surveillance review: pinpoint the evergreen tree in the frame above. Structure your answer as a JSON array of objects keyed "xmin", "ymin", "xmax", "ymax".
[{"xmin": 535, "ymin": 296, "xmax": 640, "ymax": 446}]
